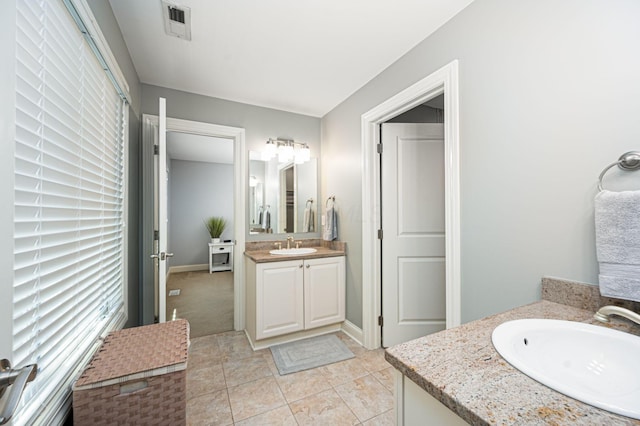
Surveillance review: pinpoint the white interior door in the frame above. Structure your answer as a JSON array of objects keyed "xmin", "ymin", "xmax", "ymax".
[
  {"xmin": 156, "ymin": 97, "xmax": 170, "ymax": 322},
  {"xmin": 381, "ymin": 123, "xmax": 446, "ymax": 347}
]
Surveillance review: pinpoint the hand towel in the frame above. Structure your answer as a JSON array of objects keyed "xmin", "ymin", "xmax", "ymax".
[
  {"xmin": 323, "ymin": 206, "xmax": 338, "ymax": 241},
  {"xmin": 303, "ymin": 207, "xmax": 315, "ymax": 232},
  {"xmin": 263, "ymin": 210, "xmax": 271, "ymax": 230},
  {"xmin": 595, "ymin": 190, "xmax": 640, "ymax": 301}
]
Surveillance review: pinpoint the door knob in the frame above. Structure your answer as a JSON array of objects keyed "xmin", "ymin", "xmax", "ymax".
[{"xmin": 150, "ymin": 252, "xmax": 173, "ymax": 260}]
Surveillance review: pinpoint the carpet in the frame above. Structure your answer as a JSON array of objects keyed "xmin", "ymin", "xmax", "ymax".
[
  {"xmin": 166, "ymin": 270, "xmax": 233, "ymax": 338},
  {"xmin": 270, "ymin": 334, "xmax": 355, "ymax": 375}
]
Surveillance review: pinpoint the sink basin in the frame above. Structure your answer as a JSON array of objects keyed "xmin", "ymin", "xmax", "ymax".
[
  {"xmin": 269, "ymin": 248, "xmax": 317, "ymax": 256},
  {"xmin": 492, "ymin": 318, "xmax": 640, "ymax": 419}
]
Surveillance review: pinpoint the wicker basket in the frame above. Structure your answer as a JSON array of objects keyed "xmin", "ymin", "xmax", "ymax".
[{"xmin": 72, "ymin": 320, "xmax": 189, "ymax": 425}]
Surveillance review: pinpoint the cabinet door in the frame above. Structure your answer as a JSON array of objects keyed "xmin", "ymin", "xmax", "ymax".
[
  {"xmin": 256, "ymin": 260, "xmax": 304, "ymax": 339},
  {"xmin": 304, "ymin": 256, "xmax": 345, "ymax": 329}
]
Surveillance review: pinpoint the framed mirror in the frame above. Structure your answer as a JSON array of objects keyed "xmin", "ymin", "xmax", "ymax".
[{"xmin": 248, "ymin": 151, "xmax": 318, "ymax": 236}]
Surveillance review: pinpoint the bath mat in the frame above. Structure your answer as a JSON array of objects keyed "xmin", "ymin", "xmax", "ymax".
[{"xmin": 270, "ymin": 334, "xmax": 354, "ymax": 375}]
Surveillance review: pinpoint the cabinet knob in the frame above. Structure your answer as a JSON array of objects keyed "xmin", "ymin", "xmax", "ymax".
[
  {"xmin": 299, "ymin": 264, "xmax": 303, "ymax": 268},
  {"xmin": 306, "ymin": 264, "xmax": 310, "ymax": 269}
]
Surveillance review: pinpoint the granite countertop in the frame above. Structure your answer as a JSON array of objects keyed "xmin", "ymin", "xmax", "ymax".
[
  {"xmin": 244, "ymin": 246, "xmax": 345, "ymax": 263},
  {"xmin": 385, "ymin": 280, "xmax": 640, "ymax": 425}
]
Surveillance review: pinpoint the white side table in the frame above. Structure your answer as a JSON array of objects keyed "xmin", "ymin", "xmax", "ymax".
[{"xmin": 208, "ymin": 242, "xmax": 234, "ymax": 273}]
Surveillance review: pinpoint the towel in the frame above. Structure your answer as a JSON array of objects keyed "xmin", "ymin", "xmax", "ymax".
[
  {"xmin": 303, "ymin": 207, "xmax": 315, "ymax": 232},
  {"xmin": 323, "ymin": 206, "xmax": 338, "ymax": 241},
  {"xmin": 263, "ymin": 210, "xmax": 271, "ymax": 230},
  {"xmin": 594, "ymin": 190, "xmax": 640, "ymax": 301}
]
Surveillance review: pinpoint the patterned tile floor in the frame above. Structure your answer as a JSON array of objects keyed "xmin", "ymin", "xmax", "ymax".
[{"xmin": 186, "ymin": 331, "xmax": 396, "ymax": 425}]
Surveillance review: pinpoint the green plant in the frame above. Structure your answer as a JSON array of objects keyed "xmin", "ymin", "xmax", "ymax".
[{"xmin": 204, "ymin": 216, "xmax": 227, "ymax": 239}]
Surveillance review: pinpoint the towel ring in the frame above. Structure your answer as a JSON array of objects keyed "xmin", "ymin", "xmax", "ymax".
[
  {"xmin": 597, "ymin": 151, "xmax": 640, "ymax": 191},
  {"xmin": 326, "ymin": 195, "xmax": 335, "ymax": 208}
]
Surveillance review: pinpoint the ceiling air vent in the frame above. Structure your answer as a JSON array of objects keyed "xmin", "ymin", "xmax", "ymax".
[{"xmin": 161, "ymin": 1, "xmax": 191, "ymax": 41}]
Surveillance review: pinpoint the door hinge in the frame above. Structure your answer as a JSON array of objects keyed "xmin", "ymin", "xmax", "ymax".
[
  {"xmin": 154, "ymin": 230, "xmax": 159, "ymax": 241},
  {"xmin": 154, "ymin": 145, "xmax": 159, "ymax": 155},
  {"xmin": 378, "ymin": 315, "xmax": 383, "ymax": 327},
  {"xmin": 377, "ymin": 229, "xmax": 383, "ymax": 240},
  {"xmin": 376, "ymin": 143, "xmax": 383, "ymax": 154}
]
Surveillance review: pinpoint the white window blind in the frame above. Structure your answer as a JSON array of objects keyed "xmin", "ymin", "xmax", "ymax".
[{"xmin": 13, "ymin": 0, "xmax": 127, "ymax": 423}]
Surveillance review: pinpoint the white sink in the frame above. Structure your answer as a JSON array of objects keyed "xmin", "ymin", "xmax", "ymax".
[
  {"xmin": 492, "ymin": 318, "xmax": 640, "ymax": 419},
  {"xmin": 269, "ymin": 248, "xmax": 317, "ymax": 256}
]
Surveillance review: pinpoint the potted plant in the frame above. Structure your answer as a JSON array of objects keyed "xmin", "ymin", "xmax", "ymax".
[{"xmin": 205, "ymin": 216, "xmax": 227, "ymax": 243}]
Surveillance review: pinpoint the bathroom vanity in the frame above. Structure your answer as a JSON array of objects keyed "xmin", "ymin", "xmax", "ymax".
[
  {"xmin": 244, "ymin": 242, "xmax": 345, "ymax": 350},
  {"xmin": 386, "ymin": 278, "xmax": 640, "ymax": 425}
]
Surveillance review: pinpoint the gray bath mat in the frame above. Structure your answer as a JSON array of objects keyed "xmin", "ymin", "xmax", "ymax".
[{"xmin": 270, "ymin": 334, "xmax": 354, "ymax": 375}]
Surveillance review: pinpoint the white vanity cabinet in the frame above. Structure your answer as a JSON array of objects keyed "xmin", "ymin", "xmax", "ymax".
[
  {"xmin": 245, "ymin": 255, "xmax": 345, "ymax": 348},
  {"xmin": 303, "ymin": 256, "xmax": 346, "ymax": 329},
  {"xmin": 256, "ymin": 259, "xmax": 305, "ymax": 339}
]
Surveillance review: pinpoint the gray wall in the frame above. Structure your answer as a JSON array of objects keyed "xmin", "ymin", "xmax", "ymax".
[
  {"xmin": 0, "ymin": 0, "xmax": 17, "ymax": 359},
  {"xmin": 86, "ymin": 0, "xmax": 143, "ymax": 328},
  {"xmin": 169, "ymin": 160, "xmax": 234, "ymax": 266},
  {"xmin": 321, "ymin": 0, "xmax": 640, "ymax": 327},
  {"xmin": 141, "ymin": 84, "xmax": 321, "ymax": 153}
]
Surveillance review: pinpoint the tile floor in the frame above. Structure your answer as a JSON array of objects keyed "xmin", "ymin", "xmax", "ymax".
[{"xmin": 186, "ymin": 331, "xmax": 396, "ymax": 425}]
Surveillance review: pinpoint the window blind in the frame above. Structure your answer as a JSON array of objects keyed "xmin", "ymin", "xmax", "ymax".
[{"xmin": 13, "ymin": 0, "xmax": 127, "ymax": 423}]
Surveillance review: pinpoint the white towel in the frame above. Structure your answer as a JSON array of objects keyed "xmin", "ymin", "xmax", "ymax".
[
  {"xmin": 303, "ymin": 208, "xmax": 314, "ymax": 232},
  {"xmin": 595, "ymin": 190, "xmax": 640, "ymax": 301},
  {"xmin": 323, "ymin": 206, "xmax": 338, "ymax": 241}
]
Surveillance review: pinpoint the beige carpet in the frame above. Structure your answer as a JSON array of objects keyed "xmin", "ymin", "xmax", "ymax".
[{"xmin": 166, "ymin": 270, "xmax": 234, "ymax": 338}]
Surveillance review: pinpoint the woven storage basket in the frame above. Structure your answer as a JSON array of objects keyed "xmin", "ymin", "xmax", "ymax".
[{"xmin": 73, "ymin": 319, "xmax": 189, "ymax": 425}]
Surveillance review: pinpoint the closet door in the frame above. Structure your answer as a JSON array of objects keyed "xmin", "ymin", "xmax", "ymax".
[{"xmin": 381, "ymin": 123, "xmax": 446, "ymax": 347}]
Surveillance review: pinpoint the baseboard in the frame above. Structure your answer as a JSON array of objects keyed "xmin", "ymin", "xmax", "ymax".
[
  {"xmin": 167, "ymin": 264, "xmax": 208, "ymax": 279},
  {"xmin": 341, "ymin": 320, "xmax": 364, "ymax": 346}
]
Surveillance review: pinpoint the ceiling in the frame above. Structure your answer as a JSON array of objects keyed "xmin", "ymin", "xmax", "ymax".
[{"xmin": 109, "ymin": 0, "xmax": 474, "ymax": 117}]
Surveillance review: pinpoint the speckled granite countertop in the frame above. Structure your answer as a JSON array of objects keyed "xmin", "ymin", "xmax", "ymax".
[
  {"xmin": 244, "ymin": 240, "xmax": 346, "ymax": 263},
  {"xmin": 385, "ymin": 278, "xmax": 640, "ymax": 425}
]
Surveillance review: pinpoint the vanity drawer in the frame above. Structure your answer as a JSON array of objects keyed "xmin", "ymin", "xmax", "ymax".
[{"xmin": 212, "ymin": 245, "xmax": 232, "ymax": 253}]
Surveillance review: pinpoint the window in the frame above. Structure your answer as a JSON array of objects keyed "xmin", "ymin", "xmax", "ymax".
[{"xmin": 13, "ymin": 0, "xmax": 128, "ymax": 423}]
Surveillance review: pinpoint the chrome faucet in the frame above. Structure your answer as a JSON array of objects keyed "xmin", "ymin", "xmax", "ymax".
[
  {"xmin": 593, "ymin": 305, "xmax": 640, "ymax": 326},
  {"xmin": 286, "ymin": 235, "xmax": 294, "ymax": 249}
]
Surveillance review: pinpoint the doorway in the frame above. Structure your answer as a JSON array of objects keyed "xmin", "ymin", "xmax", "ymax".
[
  {"xmin": 141, "ymin": 111, "xmax": 246, "ymax": 331},
  {"xmin": 360, "ymin": 60, "xmax": 461, "ymax": 350},
  {"xmin": 380, "ymin": 119, "xmax": 446, "ymax": 347},
  {"xmin": 165, "ymin": 132, "xmax": 235, "ymax": 337},
  {"xmin": 279, "ymin": 164, "xmax": 296, "ymax": 233}
]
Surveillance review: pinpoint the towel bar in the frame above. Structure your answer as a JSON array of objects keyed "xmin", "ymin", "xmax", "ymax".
[{"xmin": 597, "ymin": 151, "xmax": 640, "ymax": 191}]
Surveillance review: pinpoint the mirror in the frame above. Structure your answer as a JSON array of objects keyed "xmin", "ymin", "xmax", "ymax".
[{"xmin": 249, "ymin": 151, "xmax": 318, "ymax": 235}]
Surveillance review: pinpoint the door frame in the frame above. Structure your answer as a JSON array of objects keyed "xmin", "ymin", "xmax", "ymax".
[
  {"xmin": 361, "ymin": 60, "xmax": 461, "ymax": 349},
  {"xmin": 142, "ymin": 114, "xmax": 246, "ymax": 330}
]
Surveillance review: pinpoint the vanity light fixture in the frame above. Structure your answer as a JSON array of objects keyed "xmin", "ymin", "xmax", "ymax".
[
  {"xmin": 294, "ymin": 143, "xmax": 310, "ymax": 164},
  {"xmin": 263, "ymin": 138, "xmax": 311, "ymax": 163},
  {"xmin": 263, "ymin": 138, "xmax": 278, "ymax": 160},
  {"xmin": 278, "ymin": 141, "xmax": 294, "ymax": 163}
]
